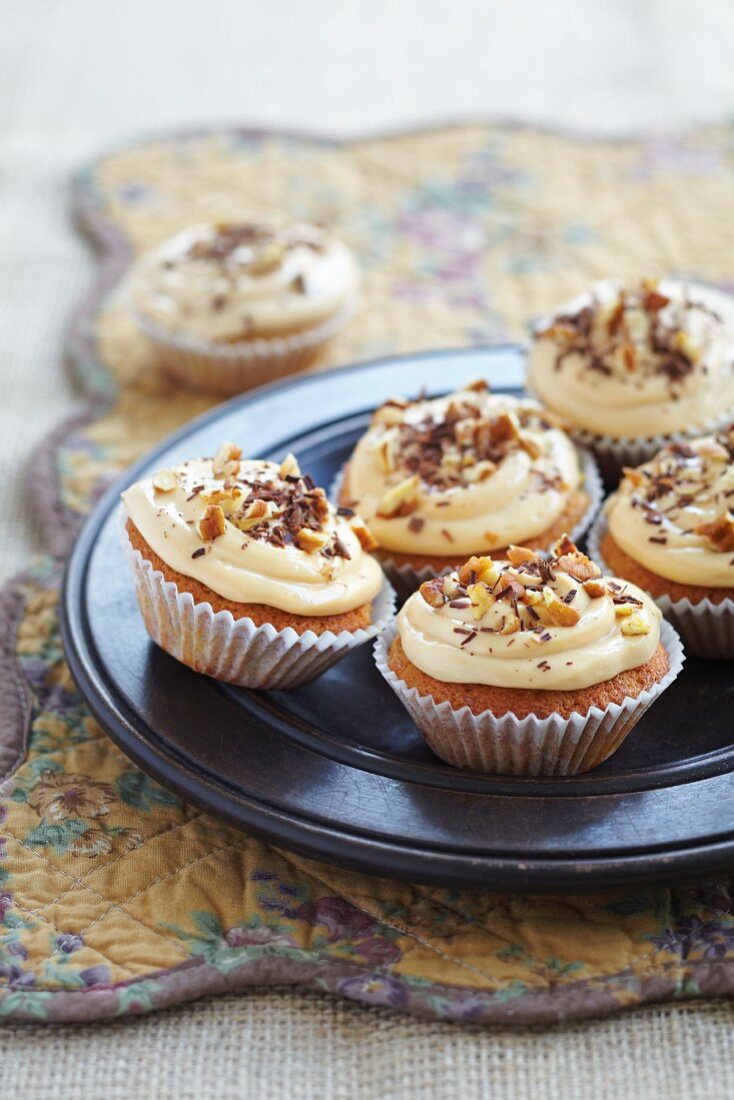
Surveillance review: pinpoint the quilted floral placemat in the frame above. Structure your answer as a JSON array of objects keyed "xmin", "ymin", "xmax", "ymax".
[{"xmin": 3, "ymin": 123, "xmax": 734, "ymax": 1024}]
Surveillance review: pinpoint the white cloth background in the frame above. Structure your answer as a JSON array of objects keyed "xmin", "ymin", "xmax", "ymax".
[{"xmin": 2, "ymin": 2, "xmax": 734, "ymax": 1095}]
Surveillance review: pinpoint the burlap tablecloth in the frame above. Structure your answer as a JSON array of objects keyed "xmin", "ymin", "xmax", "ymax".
[{"xmin": 4, "ymin": 120, "xmax": 734, "ymax": 1092}]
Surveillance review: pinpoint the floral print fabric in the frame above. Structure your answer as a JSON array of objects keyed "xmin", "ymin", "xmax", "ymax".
[{"xmin": 4, "ymin": 123, "xmax": 734, "ymax": 1022}]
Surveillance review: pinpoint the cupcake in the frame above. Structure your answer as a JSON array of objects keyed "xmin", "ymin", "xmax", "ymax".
[
  {"xmin": 337, "ymin": 380, "xmax": 601, "ymax": 598},
  {"xmin": 130, "ymin": 222, "xmax": 359, "ymax": 394},
  {"xmin": 589, "ymin": 430, "xmax": 734, "ymax": 658},
  {"xmin": 527, "ymin": 277, "xmax": 734, "ymax": 480},
  {"xmin": 375, "ymin": 536, "xmax": 683, "ymax": 775},
  {"xmin": 121, "ymin": 442, "xmax": 392, "ymax": 689}
]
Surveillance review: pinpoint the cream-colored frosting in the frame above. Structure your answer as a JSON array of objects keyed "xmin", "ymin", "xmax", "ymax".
[
  {"xmin": 131, "ymin": 222, "xmax": 359, "ymax": 342},
  {"xmin": 397, "ymin": 547, "xmax": 661, "ymax": 691},
  {"xmin": 344, "ymin": 387, "xmax": 582, "ymax": 556},
  {"xmin": 528, "ymin": 278, "xmax": 734, "ymax": 438},
  {"xmin": 605, "ymin": 432, "xmax": 734, "ymax": 587},
  {"xmin": 121, "ymin": 454, "xmax": 383, "ymax": 616}
]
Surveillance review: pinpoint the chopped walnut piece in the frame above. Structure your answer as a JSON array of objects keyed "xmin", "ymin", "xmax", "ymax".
[
  {"xmin": 621, "ymin": 612, "xmax": 650, "ymax": 636},
  {"xmin": 377, "ymin": 475, "xmax": 421, "ymax": 518},
  {"xmin": 196, "ymin": 504, "xmax": 226, "ymax": 541},
  {"xmin": 518, "ymin": 435, "xmax": 542, "ymax": 461},
  {"xmin": 212, "ymin": 441, "xmax": 242, "ymax": 478},
  {"xmin": 499, "ymin": 613, "xmax": 521, "ymax": 635},
  {"xmin": 466, "ymin": 583, "xmax": 494, "ymax": 621},
  {"xmin": 420, "ymin": 578, "xmax": 447, "ymax": 608},
  {"xmin": 349, "ymin": 515, "xmax": 379, "ymax": 552},
  {"xmin": 542, "ymin": 586, "xmax": 581, "ymax": 627},
  {"xmin": 463, "ymin": 378, "xmax": 489, "ymax": 393},
  {"xmin": 583, "ymin": 579, "xmax": 607, "ymax": 598},
  {"xmin": 234, "ymin": 498, "xmax": 279, "ymax": 531},
  {"xmin": 694, "ymin": 513, "xmax": 734, "ymax": 552},
  {"xmin": 279, "ymin": 452, "xmax": 301, "ymax": 479},
  {"xmin": 377, "ymin": 434, "xmax": 397, "ymax": 474},
  {"xmin": 295, "ymin": 527, "xmax": 329, "ymax": 553},
  {"xmin": 249, "ymin": 241, "xmax": 284, "ymax": 275},
  {"xmin": 458, "ymin": 556, "xmax": 494, "ymax": 586},
  {"xmin": 555, "ymin": 552, "xmax": 601, "ymax": 582},
  {"xmin": 521, "ymin": 589, "xmax": 543, "ymax": 607},
  {"xmin": 152, "ymin": 469, "xmax": 179, "ymax": 493},
  {"xmin": 507, "ymin": 545, "xmax": 538, "ymax": 566},
  {"xmin": 202, "ymin": 484, "xmax": 243, "ymax": 513},
  {"xmin": 462, "ymin": 459, "xmax": 497, "ymax": 484},
  {"xmin": 442, "ymin": 574, "xmax": 461, "ymax": 599},
  {"xmin": 622, "ymin": 466, "xmax": 644, "ymax": 488},
  {"xmin": 488, "ymin": 411, "xmax": 519, "ymax": 448}
]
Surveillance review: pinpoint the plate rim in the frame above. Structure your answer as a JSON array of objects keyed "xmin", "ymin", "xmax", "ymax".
[{"xmin": 61, "ymin": 345, "xmax": 734, "ymax": 891}]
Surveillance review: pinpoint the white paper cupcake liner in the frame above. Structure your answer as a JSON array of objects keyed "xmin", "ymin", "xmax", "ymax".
[
  {"xmin": 331, "ymin": 448, "xmax": 603, "ymax": 601},
  {"xmin": 570, "ymin": 406, "xmax": 734, "ymax": 485},
  {"xmin": 122, "ymin": 520, "xmax": 395, "ymax": 690},
  {"xmin": 374, "ymin": 620, "xmax": 684, "ymax": 776},
  {"xmin": 588, "ymin": 511, "xmax": 734, "ymax": 660},
  {"xmin": 134, "ymin": 298, "xmax": 356, "ymax": 396}
]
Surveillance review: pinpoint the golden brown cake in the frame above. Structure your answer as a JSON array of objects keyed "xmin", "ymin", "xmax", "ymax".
[
  {"xmin": 376, "ymin": 536, "xmax": 680, "ymax": 775},
  {"xmin": 121, "ymin": 443, "xmax": 390, "ymax": 688}
]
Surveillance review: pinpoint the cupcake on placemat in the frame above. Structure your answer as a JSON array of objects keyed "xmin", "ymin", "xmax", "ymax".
[
  {"xmin": 588, "ymin": 429, "xmax": 734, "ymax": 658},
  {"xmin": 121, "ymin": 442, "xmax": 392, "ymax": 689},
  {"xmin": 374, "ymin": 537, "xmax": 683, "ymax": 775},
  {"xmin": 527, "ymin": 277, "xmax": 734, "ymax": 480},
  {"xmin": 130, "ymin": 222, "xmax": 359, "ymax": 394},
  {"xmin": 337, "ymin": 380, "xmax": 601, "ymax": 598}
]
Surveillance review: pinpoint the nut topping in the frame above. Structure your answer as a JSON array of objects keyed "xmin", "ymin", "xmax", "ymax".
[
  {"xmin": 279, "ymin": 452, "xmax": 301, "ymax": 479},
  {"xmin": 212, "ymin": 441, "xmax": 243, "ymax": 478},
  {"xmin": 694, "ymin": 513, "xmax": 734, "ymax": 552},
  {"xmin": 349, "ymin": 516, "xmax": 379, "ymax": 552},
  {"xmin": 196, "ymin": 504, "xmax": 226, "ymax": 541},
  {"xmin": 295, "ymin": 527, "xmax": 329, "ymax": 553},
  {"xmin": 542, "ymin": 586, "xmax": 580, "ymax": 627},
  {"xmin": 152, "ymin": 469, "xmax": 179, "ymax": 493},
  {"xmin": 377, "ymin": 475, "xmax": 421, "ymax": 518},
  {"xmin": 620, "ymin": 612, "xmax": 650, "ymax": 636}
]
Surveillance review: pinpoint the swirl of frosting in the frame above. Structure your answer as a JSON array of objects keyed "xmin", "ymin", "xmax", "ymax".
[
  {"xmin": 343, "ymin": 383, "xmax": 582, "ymax": 556},
  {"xmin": 121, "ymin": 444, "xmax": 383, "ymax": 615},
  {"xmin": 605, "ymin": 430, "xmax": 734, "ymax": 587},
  {"xmin": 131, "ymin": 222, "xmax": 359, "ymax": 342},
  {"xmin": 528, "ymin": 278, "xmax": 734, "ymax": 438},
  {"xmin": 397, "ymin": 538, "xmax": 661, "ymax": 690}
]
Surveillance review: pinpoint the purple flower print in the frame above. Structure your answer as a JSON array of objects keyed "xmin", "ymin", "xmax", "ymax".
[
  {"xmin": 353, "ymin": 937, "xmax": 402, "ymax": 967},
  {"xmin": 0, "ymin": 892, "xmax": 13, "ymax": 921},
  {"xmin": 296, "ymin": 897, "xmax": 376, "ymax": 942},
  {"xmin": 79, "ymin": 965, "xmax": 110, "ymax": 987},
  {"xmin": 651, "ymin": 915, "xmax": 734, "ymax": 960},
  {"xmin": 338, "ymin": 973, "xmax": 409, "ymax": 1009},
  {"xmin": 55, "ymin": 933, "xmax": 83, "ymax": 955},
  {"xmin": 7, "ymin": 940, "xmax": 27, "ymax": 960},
  {"xmin": 0, "ymin": 964, "xmax": 35, "ymax": 988}
]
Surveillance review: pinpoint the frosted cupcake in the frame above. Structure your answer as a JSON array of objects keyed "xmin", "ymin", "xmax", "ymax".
[
  {"xmin": 589, "ymin": 430, "xmax": 734, "ymax": 658},
  {"xmin": 338, "ymin": 380, "xmax": 601, "ymax": 597},
  {"xmin": 121, "ymin": 443, "xmax": 392, "ymax": 689},
  {"xmin": 375, "ymin": 537, "xmax": 682, "ymax": 775},
  {"xmin": 130, "ymin": 222, "xmax": 359, "ymax": 394},
  {"xmin": 528, "ymin": 278, "xmax": 734, "ymax": 479}
]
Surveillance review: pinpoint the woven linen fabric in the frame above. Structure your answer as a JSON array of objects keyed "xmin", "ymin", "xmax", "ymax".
[{"xmin": 3, "ymin": 123, "xmax": 734, "ymax": 1026}]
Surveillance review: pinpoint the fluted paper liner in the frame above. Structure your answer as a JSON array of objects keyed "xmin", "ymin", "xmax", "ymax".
[
  {"xmin": 122, "ymin": 520, "xmax": 395, "ymax": 690},
  {"xmin": 374, "ymin": 620, "xmax": 683, "ymax": 776},
  {"xmin": 332, "ymin": 447, "xmax": 603, "ymax": 601},
  {"xmin": 588, "ymin": 511, "xmax": 734, "ymax": 660},
  {"xmin": 570, "ymin": 408, "xmax": 734, "ymax": 485},
  {"xmin": 134, "ymin": 298, "xmax": 356, "ymax": 395}
]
